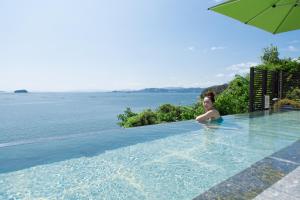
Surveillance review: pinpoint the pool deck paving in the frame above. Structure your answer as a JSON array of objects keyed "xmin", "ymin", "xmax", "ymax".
[
  {"xmin": 254, "ymin": 166, "xmax": 300, "ymax": 200},
  {"xmin": 193, "ymin": 140, "xmax": 300, "ymax": 200}
]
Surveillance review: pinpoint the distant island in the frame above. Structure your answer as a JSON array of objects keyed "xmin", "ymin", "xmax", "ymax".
[
  {"xmin": 112, "ymin": 87, "xmax": 203, "ymax": 93},
  {"xmin": 14, "ymin": 89, "xmax": 28, "ymax": 93}
]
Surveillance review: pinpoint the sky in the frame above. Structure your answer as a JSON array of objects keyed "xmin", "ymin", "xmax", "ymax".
[{"xmin": 0, "ymin": 0, "xmax": 299, "ymax": 92}]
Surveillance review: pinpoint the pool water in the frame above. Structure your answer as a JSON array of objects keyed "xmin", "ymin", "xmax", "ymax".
[{"xmin": 0, "ymin": 111, "xmax": 300, "ymax": 200}]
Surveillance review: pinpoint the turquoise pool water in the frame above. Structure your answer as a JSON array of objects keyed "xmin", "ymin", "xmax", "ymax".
[{"xmin": 0, "ymin": 111, "xmax": 300, "ymax": 199}]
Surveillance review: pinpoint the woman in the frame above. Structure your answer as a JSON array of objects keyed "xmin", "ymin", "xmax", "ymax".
[{"xmin": 196, "ymin": 92, "xmax": 222, "ymax": 123}]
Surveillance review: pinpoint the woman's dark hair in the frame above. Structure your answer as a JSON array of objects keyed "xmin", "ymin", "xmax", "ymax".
[{"xmin": 204, "ymin": 91, "xmax": 215, "ymax": 103}]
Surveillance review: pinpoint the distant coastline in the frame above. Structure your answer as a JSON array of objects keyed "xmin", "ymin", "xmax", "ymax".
[
  {"xmin": 112, "ymin": 87, "xmax": 203, "ymax": 93},
  {"xmin": 1, "ymin": 84, "xmax": 228, "ymax": 94}
]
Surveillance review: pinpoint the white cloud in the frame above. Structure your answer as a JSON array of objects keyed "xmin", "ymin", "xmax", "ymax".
[
  {"xmin": 185, "ymin": 46, "xmax": 196, "ymax": 51},
  {"xmin": 226, "ymin": 62, "xmax": 258, "ymax": 75},
  {"xmin": 213, "ymin": 0, "xmax": 224, "ymax": 2},
  {"xmin": 210, "ymin": 46, "xmax": 226, "ymax": 51},
  {"xmin": 202, "ymin": 46, "xmax": 226, "ymax": 53}
]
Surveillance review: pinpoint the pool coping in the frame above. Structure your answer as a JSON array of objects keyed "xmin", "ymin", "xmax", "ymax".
[
  {"xmin": 193, "ymin": 139, "xmax": 300, "ymax": 200},
  {"xmin": 253, "ymin": 165, "xmax": 300, "ymax": 200}
]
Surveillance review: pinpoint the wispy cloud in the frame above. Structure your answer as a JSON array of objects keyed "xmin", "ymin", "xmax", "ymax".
[
  {"xmin": 213, "ymin": 0, "xmax": 224, "ymax": 2},
  {"xmin": 185, "ymin": 46, "xmax": 196, "ymax": 51},
  {"xmin": 210, "ymin": 46, "xmax": 226, "ymax": 51},
  {"xmin": 202, "ymin": 46, "xmax": 226, "ymax": 53},
  {"xmin": 226, "ymin": 62, "xmax": 258, "ymax": 75}
]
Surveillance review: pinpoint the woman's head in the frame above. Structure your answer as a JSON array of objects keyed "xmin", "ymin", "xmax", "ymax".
[{"xmin": 203, "ymin": 92, "xmax": 215, "ymax": 111}]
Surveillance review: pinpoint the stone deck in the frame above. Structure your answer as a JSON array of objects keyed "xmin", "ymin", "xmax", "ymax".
[{"xmin": 193, "ymin": 140, "xmax": 300, "ymax": 200}]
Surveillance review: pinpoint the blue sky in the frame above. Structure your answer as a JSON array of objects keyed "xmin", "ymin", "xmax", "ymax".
[{"xmin": 1, "ymin": 0, "xmax": 299, "ymax": 92}]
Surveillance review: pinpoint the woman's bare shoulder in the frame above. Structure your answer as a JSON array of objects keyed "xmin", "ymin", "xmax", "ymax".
[{"xmin": 211, "ymin": 109, "xmax": 220, "ymax": 118}]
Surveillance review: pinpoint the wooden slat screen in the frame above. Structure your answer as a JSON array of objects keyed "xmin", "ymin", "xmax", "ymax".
[{"xmin": 249, "ymin": 68, "xmax": 300, "ymax": 112}]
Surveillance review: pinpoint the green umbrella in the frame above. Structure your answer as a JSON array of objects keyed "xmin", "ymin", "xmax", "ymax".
[{"xmin": 209, "ymin": 0, "xmax": 300, "ymax": 34}]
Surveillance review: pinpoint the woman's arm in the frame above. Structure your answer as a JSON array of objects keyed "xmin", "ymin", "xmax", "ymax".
[{"xmin": 195, "ymin": 110, "xmax": 215, "ymax": 123}]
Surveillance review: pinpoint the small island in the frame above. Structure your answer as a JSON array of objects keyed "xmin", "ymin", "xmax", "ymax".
[{"xmin": 14, "ymin": 89, "xmax": 28, "ymax": 93}]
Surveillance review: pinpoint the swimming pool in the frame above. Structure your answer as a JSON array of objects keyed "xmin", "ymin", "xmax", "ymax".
[{"xmin": 0, "ymin": 111, "xmax": 299, "ymax": 199}]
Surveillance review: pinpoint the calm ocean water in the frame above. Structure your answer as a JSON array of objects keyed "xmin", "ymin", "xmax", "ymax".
[{"xmin": 0, "ymin": 92, "xmax": 200, "ymax": 144}]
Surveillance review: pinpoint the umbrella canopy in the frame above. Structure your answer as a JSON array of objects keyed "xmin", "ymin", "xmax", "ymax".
[{"xmin": 209, "ymin": 0, "xmax": 300, "ymax": 34}]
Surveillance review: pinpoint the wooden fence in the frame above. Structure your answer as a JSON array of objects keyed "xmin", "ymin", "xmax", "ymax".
[{"xmin": 249, "ymin": 67, "xmax": 300, "ymax": 112}]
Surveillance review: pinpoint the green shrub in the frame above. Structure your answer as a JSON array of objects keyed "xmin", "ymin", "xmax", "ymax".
[
  {"xmin": 122, "ymin": 109, "xmax": 158, "ymax": 128},
  {"xmin": 273, "ymin": 98, "xmax": 300, "ymax": 109},
  {"xmin": 155, "ymin": 104, "xmax": 198, "ymax": 122},
  {"xmin": 286, "ymin": 87, "xmax": 300, "ymax": 101},
  {"xmin": 214, "ymin": 75, "xmax": 249, "ymax": 115},
  {"xmin": 256, "ymin": 58, "xmax": 300, "ymax": 72},
  {"xmin": 192, "ymin": 102, "xmax": 205, "ymax": 117},
  {"xmin": 117, "ymin": 107, "xmax": 138, "ymax": 127},
  {"xmin": 179, "ymin": 106, "xmax": 196, "ymax": 120},
  {"xmin": 156, "ymin": 104, "xmax": 179, "ymax": 122},
  {"xmin": 117, "ymin": 103, "xmax": 203, "ymax": 128}
]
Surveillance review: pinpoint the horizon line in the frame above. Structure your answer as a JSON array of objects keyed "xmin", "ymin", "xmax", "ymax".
[{"xmin": 0, "ymin": 86, "xmax": 226, "ymax": 93}]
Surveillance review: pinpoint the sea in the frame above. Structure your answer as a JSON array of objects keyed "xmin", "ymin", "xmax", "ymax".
[{"xmin": 0, "ymin": 92, "xmax": 200, "ymax": 144}]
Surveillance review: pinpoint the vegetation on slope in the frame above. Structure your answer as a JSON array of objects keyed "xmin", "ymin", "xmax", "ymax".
[{"xmin": 117, "ymin": 45, "xmax": 300, "ymax": 127}]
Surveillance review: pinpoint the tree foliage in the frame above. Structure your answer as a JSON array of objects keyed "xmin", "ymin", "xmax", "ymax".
[
  {"xmin": 121, "ymin": 109, "xmax": 158, "ymax": 128},
  {"xmin": 156, "ymin": 104, "xmax": 180, "ymax": 122},
  {"xmin": 257, "ymin": 44, "xmax": 300, "ymax": 72},
  {"xmin": 261, "ymin": 44, "xmax": 280, "ymax": 65},
  {"xmin": 273, "ymin": 99, "xmax": 300, "ymax": 109},
  {"xmin": 117, "ymin": 107, "xmax": 138, "ymax": 127},
  {"xmin": 214, "ymin": 75, "xmax": 249, "ymax": 115},
  {"xmin": 286, "ymin": 87, "xmax": 300, "ymax": 101}
]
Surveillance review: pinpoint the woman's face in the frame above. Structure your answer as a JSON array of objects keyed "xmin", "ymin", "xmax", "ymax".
[{"xmin": 203, "ymin": 97, "xmax": 213, "ymax": 111}]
